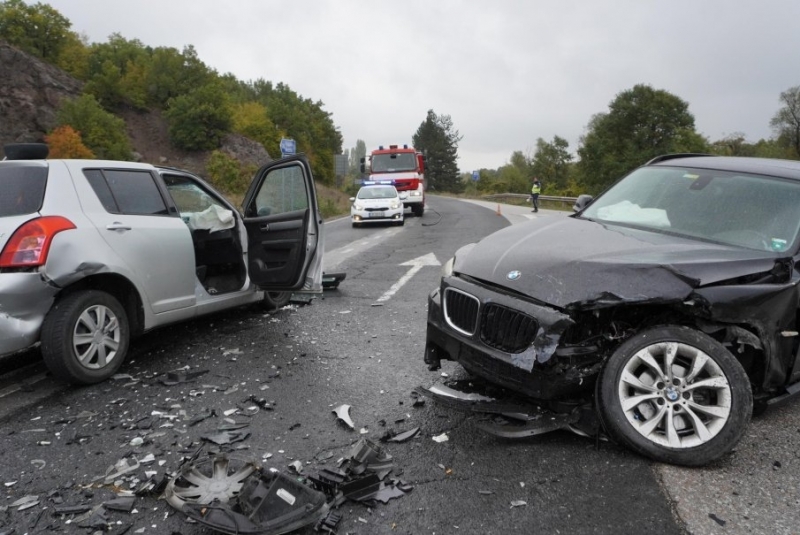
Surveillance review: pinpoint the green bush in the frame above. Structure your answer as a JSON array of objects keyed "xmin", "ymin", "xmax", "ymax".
[
  {"xmin": 56, "ymin": 93, "xmax": 132, "ymax": 160},
  {"xmin": 166, "ymin": 83, "xmax": 232, "ymax": 151}
]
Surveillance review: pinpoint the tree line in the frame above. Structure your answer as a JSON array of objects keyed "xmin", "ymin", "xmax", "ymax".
[
  {"xmin": 0, "ymin": 0, "xmax": 343, "ymax": 191},
  {"xmin": 344, "ymin": 83, "xmax": 800, "ymax": 199},
  {"xmin": 466, "ymin": 84, "xmax": 800, "ymax": 198},
  {"xmin": 4, "ymin": 2, "xmax": 799, "ymax": 200}
]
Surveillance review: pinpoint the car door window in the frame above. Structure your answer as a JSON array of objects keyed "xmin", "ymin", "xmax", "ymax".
[
  {"xmin": 84, "ymin": 169, "xmax": 168, "ymax": 215},
  {"xmin": 163, "ymin": 174, "xmax": 227, "ymax": 215},
  {"xmin": 253, "ymin": 165, "xmax": 309, "ymax": 217}
]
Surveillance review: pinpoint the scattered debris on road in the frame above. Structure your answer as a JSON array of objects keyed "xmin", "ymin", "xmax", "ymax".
[{"xmin": 332, "ymin": 404, "xmax": 355, "ymax": 429}]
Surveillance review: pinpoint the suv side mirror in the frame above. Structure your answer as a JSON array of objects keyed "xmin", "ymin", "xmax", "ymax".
[{"xmin": 573, "ymin": 194, "xmax": 594, "ymax": 212}]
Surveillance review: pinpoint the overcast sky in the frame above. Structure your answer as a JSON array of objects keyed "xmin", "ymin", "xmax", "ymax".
[{"xmin": 44, "ymin": 0, "xmax": 800, "ymax": 173}]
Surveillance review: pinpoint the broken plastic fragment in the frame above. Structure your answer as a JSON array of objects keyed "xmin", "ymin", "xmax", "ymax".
[
  {"xmin": 426, "ymin": 383, "xmax": 495, "ymax": 402},
  {"xmin": 160, "ymin": 369, "xmax": 209, "ymax": 386},
  {"xmin": 511, "ymin": 500, "xmax": 527, "ymax": 507},
  {"xmin": 54, "ymin": 504, "xmax": 92, "ymax": 515},
  {"xmin": 104, "ymin": 496, "xmax": 136, "ymax": 512},
  {"xmin": 201, "ymin": 429, "xmax": 251, "ymax": 446},
  {"xmin": 288, "ymin": 460, "xmax": 304, "ymax": 474},
  {"xmin": 432, "ymin": 433, "xmax": 449, "ymax": 443},
  {"xmin": 315, "ymin": 510, "xmax": 343, "ymax": 533},
  {"xmin": 165, "ymin": 455, "xmax": 257, "ymax": 509},
  {"xmin": 102, "ymin": 458, "xmax": 141, "ymax": 484},
  {"xmin": 80, "ymin": 506, "xmax": 110, "ymax": 530},
  {"xmin": 30, "ymin": 459, "xmax": 46, "ymax": 470},
  {"xmin": 174, "ymin": 458, "xmax": 329, "ymax": 535},
  {"xmin": 332, "ymin": 404, "xmax": 355, "ymax": 429},
  {"xmin": 11, "ymin": 495, "xmax": 40, "ymax": 510},
  {"xmin": 387, "ymin": 427, "xmax": 420, "ymax": 443}
]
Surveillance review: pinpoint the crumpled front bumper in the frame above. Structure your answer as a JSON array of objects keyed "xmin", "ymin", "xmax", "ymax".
[
  {"xmin": 0, "ymin": 272, "xmax": 58, "ymax": 356},
  {"xmin": 425, "ymin": 276, "xmax": 590, "ymax": 400}
]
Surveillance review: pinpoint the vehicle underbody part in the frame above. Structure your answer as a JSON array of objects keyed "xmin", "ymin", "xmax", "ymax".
[
  {"xmin": 416, "ymin": 380, "xmax": 601, "ymax": 440},
  {"xmin": 166, "ymin": 454, "xmax": 329, "ymax": 535},
  {"xmin": 322, "ymin": 272, "xmax": 346, "ymax": 290}
]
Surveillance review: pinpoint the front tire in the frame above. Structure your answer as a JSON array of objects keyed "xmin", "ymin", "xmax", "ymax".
[
  {"xmin": 596, "ymin": 325, "xmax": 752, "ymax": 466},
  {"xmin": 41, "ymin": 290, "xmax": 129, "ymax": 385},
  {"xmin": 263, "ymin": 291, "xmax": 292, "ymax": 310},
  {"xmin": 412, "ymin": 204, "xmax": 424, "ymax": 217}
]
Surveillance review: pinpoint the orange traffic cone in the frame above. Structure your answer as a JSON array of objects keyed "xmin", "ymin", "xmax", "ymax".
[{"xmin": 496, "ymin": 204, "xmax": 502, "ymax": 216}]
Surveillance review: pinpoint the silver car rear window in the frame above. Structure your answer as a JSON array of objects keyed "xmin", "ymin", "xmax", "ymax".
[{"xmin": 0, "ymin": 165, "xmax": 47, "ymax": 217}]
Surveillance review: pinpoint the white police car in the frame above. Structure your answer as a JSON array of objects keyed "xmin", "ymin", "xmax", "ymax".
[{"xmin": 350, "ymin": 184, "xmax": 405, "ymax": 227}]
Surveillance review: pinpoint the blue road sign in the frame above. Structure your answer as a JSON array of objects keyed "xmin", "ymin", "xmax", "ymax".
[
  {"xmin": 472, "ymin": 170, "xmax": 479, "ymax": 181},
  {"xmin": 280, "ymin": 138, "xmax": 296, "ymax": 157}
]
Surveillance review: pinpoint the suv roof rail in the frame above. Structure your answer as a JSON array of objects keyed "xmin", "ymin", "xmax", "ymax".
[
  {"xmin": 645, "ymin": 153, "xmax": 715, "ymax": 166},
  {"xmin": 4, "ymin": 143, "xmax": 49, "ymax": 161}
]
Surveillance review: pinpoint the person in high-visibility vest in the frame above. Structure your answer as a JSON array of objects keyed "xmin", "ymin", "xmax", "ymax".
[{"xmin": 530, "ymin": 177, "xmax": 542, "ymax": 212}]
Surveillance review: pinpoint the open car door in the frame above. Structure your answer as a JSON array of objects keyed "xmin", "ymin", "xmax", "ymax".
[{"xmin": 242, "ymin": 155, "xmax": 324, "ymax": 293}]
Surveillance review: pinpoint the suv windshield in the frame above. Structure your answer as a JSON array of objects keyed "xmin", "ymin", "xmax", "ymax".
[
  {"xmin": 371, "ymin": 153, "xmax": 416, "ymax": 173},
  {"xmin": 580, "ymin": 166, "xmax": 800, "ymax": 253},
  {"xmin": 0, "ymin": 164, "xmax": 47, "ymax": 217}
]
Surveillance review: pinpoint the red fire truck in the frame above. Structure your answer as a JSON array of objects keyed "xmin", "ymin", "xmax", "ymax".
[{"xmin": 361, "ymin": 144, "xmax": 426, "ymax": 216}]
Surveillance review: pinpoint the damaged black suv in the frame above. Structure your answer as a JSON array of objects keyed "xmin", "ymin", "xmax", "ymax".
[{"xmin": 425, "ymin": 154, "xmax": 800, "ymax": 466}]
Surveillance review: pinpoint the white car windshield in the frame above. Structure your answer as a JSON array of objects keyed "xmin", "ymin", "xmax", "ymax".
[
  {"xmin": 580, "ymin": 166, "xmax": 800, "ymax": 253},
  {"xmin": 357, "ymin": 186, "xmax": 398, "ymax": 200}
]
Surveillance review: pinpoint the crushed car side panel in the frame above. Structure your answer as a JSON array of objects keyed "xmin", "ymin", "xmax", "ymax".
[{"xmin": 692, "ymin": 281, "xmax": 800, "ymax": 391}]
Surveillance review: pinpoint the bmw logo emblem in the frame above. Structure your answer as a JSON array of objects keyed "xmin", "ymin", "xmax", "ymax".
[{"xmin": 506, "ymin": 270, "xmax": 521, "ymax": 281}]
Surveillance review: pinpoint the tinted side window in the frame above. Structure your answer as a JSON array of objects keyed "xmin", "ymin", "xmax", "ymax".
[
  {"xmin": 85, "ymin": 169, "xmax": 168, "ymax": 215},
  {"xmin": 0, "ymin": 164, "xmax": 47, "ymax": 217},
  {"xmin": 84, "ymin": 169, "xmax": 117, "ymax": 212}
]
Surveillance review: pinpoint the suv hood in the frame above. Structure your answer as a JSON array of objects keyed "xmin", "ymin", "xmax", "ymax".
[{"xmin": 454, "ymin": 215, "xmax": 787, "ymax": 309}]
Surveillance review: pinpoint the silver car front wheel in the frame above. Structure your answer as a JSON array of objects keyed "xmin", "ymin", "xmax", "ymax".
[{"xmin": 597, "ymin": 325, "xmax": 752, "ymax": 466}]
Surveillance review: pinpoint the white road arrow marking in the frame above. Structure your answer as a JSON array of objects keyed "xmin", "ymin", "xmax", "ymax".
[{"xmin": 376, "ymin": 252, "xmax": 441, "ymax": 303}]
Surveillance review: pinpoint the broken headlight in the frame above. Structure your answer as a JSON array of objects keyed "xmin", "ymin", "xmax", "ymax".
[{"xmin": 442, "ymin": 256, "xmax": 455, "ymax": 277}]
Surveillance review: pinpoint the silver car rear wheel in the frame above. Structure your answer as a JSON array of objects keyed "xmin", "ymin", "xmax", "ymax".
[
  {"xmin": 41, "ymin": 290, "xmax": 130, "ymax": 384},
  {"xmin": 72, "ymin": 303, "xmax": 122, "ymax": 370}
]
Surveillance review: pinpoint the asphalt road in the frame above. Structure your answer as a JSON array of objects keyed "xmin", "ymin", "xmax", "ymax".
[{"xmin": 0, "ymin": 196, "xmax": 796, "ymax": 534}]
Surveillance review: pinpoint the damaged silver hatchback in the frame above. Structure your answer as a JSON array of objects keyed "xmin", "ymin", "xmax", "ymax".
[
  {"xmin": 0, "ymin": 144, "xmax": 323, "ymax": 384},
  {"xmin": 425, "ymin": 154, "xmax": 800, "ymax": 466}
]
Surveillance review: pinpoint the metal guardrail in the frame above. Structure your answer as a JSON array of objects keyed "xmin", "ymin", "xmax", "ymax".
[{"xmin": 483, "ymin": 193, "xmax": 578, "ymax": 207}]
